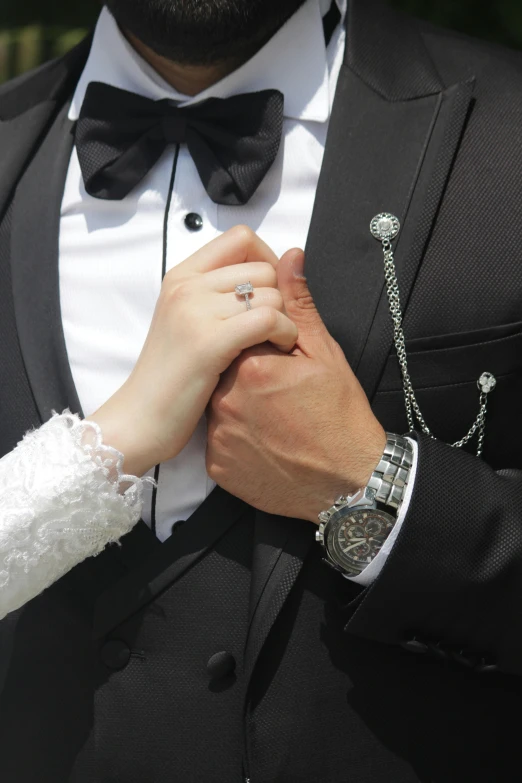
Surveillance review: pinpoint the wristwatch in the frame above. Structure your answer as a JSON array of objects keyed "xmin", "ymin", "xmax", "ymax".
[{"xmin": 315, "ymin": 433, "xmax": 414, "ymax": 577}]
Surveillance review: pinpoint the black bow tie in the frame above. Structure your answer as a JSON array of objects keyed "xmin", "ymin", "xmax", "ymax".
[{"xmin": 75, "ymin": 82, "xmax": 284, "ymax": 206}]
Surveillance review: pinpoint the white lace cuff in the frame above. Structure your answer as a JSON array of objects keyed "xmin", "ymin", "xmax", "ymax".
[{"xmin": 0, "ymin": 408, "xmax": 157, "ymax": 621}]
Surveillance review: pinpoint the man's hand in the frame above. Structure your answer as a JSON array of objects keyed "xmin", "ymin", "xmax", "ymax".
[{"xmin": 206, "ymin": 248, "xmax": 387, "ymax": 523}]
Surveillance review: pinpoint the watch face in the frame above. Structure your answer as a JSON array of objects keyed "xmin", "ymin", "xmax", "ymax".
[{"xmin": 325, "ymin": 507, "xmax": 395, "ymax": 574}]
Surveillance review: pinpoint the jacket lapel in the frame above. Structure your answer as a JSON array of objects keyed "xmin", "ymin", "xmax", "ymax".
[
  {"xmin": 8, "ymin": 99, "xmax": 160, "ymax": 596},
  {"xmin": 0, "ymin": 35, "xmax": 94, "ymax": 435},
  {"xmin": 352, "ymin": 77, "xmax": 475, "ymax": 399},
  {"xmin": 4, "ymin": 35, "xmax": 165, "ymax": 601},
  {"xmin": 10, "ymin": 106, "xmax": 81, "ymax": 425},
  {"xmin": 5, "ymin": 34, "xmax": 249, "ymax": 621},
  {"xmin": 0, "ymin": 102, "xmax": 58, "ymax": 223},
  {"xmin": 305, "ymin": 0, "xmax": 475, "ymax": 396},
  {"xmin": 0, "ymin": 35, "xmax": 93, "ymax": 223},
  {"xmin": 244, "ymin": 513, "xmax": 312, "ymax": 684},
  {"xmin": 244, "ymin": 0, "xmax": 476, "ymax": 688}
]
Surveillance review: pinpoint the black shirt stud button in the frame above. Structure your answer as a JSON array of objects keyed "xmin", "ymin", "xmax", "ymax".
[
  {"xmin": 100, "ymin": 639, "xmax": 131, "ymax": 671},
  {"xmin": 207, "ymin": 651, "xmax": 236, "ymax": 680},
  {"xmin": 184, "ymin": 212, "xmax": 203, "ymax": 232}
]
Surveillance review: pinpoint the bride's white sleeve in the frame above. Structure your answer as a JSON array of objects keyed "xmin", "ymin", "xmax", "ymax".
[{"xmin": 0, "ymin": 408, "xmax": 157, "ymax": 621}]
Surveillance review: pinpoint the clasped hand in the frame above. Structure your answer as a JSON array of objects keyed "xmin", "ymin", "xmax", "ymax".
[
  {"xmin": 206, "ymin": 246, "xmax": 386, "ymax": 523},
  {"xmin": 90, "ymin": 226, "xmax": 385, "ymax": 519}
]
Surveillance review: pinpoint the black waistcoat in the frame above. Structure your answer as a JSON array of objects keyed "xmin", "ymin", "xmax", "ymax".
[{"xmin": 70, "ymin": 508, "xmax": 257, "ymax": 783}]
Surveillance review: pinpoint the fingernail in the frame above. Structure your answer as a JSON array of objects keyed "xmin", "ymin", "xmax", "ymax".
[{"xmin": 290, "ymin": 249, "xmax": 306, "ymax": 279}]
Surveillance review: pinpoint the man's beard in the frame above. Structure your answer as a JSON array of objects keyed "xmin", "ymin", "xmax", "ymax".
[{"xmin": 104, "ymin": 0, "xmax": 309, "ymax": 67}]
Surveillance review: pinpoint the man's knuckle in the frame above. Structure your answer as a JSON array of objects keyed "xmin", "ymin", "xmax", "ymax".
[
  {"xmin": 239, "ymin": 353, "xmax": 268, "ymax": 383},
  {"xmin": 213, "ymin": 389, "xmax": 235, "ymax": 417},
  {"xmin": 205, "ymin": 454, "xmax": 222, "ymax": 481}
]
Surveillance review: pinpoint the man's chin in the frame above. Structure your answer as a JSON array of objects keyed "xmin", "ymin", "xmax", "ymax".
[{"xmin": 104, "ymin": 0, "xmax": 308, "ymax": 67}]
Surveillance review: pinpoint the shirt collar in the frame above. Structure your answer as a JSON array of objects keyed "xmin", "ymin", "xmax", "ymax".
[{"xmin": 69, "ymin": 0, "xmax": 347, "ymax": 124}]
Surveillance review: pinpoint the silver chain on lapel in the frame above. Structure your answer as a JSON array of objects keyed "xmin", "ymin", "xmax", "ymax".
[{"xmin": 370, "ymin": 213, "xmax": 496, "ymax": 458}]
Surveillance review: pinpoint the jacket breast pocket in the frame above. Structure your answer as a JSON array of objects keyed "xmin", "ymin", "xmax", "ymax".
[{"xmin": 372, "ymin": 321, "xmax": 522, "ymax": 468}]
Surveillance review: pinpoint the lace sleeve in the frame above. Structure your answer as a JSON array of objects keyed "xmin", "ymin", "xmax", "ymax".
[{"xmin": 0, "ymin": 408, "xmax": 157, "ymax": 621}]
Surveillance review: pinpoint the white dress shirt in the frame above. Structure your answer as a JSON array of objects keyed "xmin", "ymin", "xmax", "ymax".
[{"xmin": 59, "ymin": 0, "xmax": 417, "ymax": 582}]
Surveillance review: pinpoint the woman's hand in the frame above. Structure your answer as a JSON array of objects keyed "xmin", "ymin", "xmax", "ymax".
[{"xmin": 86, "ymin": 226, "xmax": 297, "ymax": 477}]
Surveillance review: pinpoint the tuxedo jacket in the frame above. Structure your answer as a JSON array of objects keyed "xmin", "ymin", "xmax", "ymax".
[{"xmin": 1, "ymin": 1, "xmax": 522, "ymax": 781}]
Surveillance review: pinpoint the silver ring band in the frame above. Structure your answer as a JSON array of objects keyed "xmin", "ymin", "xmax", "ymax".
[{"xmin": 235, "ymin": 281, "xmax": 254, "ymax": 311}]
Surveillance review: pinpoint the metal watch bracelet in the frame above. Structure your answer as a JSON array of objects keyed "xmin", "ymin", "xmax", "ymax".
[
  {"xmin": 366, "ymin": 432, "xmax": 414, "ymax": 511},
  {"xmin": 317, "ymin": 432, "xmax": 413, "ymax": 525}
]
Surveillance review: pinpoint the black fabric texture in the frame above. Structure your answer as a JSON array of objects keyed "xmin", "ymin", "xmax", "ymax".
[
  {"xmin": 75, "ymin": 82, "xmax": 284, "ymax": 206},
  {"xmin": 1, "ymin": 0, "xmax": 522, "ymax": 781},
  {"xmin": 68, "ymin": 508, "xmax": 256, "ymax": 783},
  {"xmin": 345, "ymin": 431, "xmax": 522, "ymax": 673},
  {"xmin": 0, "ymin": 202, "xmax": 41, "ymax": 458}
]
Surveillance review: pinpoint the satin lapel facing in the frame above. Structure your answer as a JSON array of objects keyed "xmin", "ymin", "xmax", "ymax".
[
  {"xmin": 10, "ymin": 105, "xmax": 82, "ymax": 424},
  {"xmin": 244, "ymin": 0, "xmax": 475, "ymax": 692},
  {"xmin": 0, "ymin": 33, "xmax": 93, "ymax": 431},
  {"xmin": 0, "ymin": 34, "xmax": 92, "ymax": 224},
  {"xmin": 244, "ymin": 513, "xmax": 313, "ymax": 685},
  {"xmin": 0, "ymin": 102, "xmax": 58, "ymax": 224}
]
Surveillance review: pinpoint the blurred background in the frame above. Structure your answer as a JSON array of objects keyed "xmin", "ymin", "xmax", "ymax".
[{"xmin": 1, "ymin": 0, "xmax": 522, "ymax": 84}]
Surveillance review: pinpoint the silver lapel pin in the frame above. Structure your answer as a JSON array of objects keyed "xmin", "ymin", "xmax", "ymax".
[{"xmin": 370, "ymin": 212, "xmax": 496, "ymax": 458}]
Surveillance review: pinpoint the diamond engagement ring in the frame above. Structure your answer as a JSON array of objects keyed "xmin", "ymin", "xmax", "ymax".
[{"xmin": 235, "ymin": 281, "xmax": 254, "ymax": 310}]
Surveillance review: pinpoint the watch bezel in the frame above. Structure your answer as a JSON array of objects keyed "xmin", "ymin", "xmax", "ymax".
[{"xmin": 323, "ymin": 504, "xmax": 396, "ymax": 575}]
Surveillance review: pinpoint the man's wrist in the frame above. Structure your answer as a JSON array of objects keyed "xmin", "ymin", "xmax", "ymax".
[
  {"xmin": 349, "ymin": 425, "xmax": 387, "ymax": 494},
  {"xmin": 346, "ymin": 436, "xmax": 418, "ymax": 584},
  {"xmin": 316, "ymin": 433, "xmax": 415, "ymax": 578},
  {"xmin": 303, "ymin": 424, "xmax": 387, "ymax": 523}
]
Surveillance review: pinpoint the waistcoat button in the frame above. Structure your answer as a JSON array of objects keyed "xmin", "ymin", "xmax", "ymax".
[
  {"xmin": 100, "ymin": 639, "xmax": 131, "ymax": 671},
  {"xmin": 207, "ymin": 651, "xmax": 236, "ymax": 679}
]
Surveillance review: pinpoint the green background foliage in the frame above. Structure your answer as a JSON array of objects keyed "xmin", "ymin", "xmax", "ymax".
[{"xmin": 1, "ymin": 0, "xmax": 522, "ymax": 83}]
